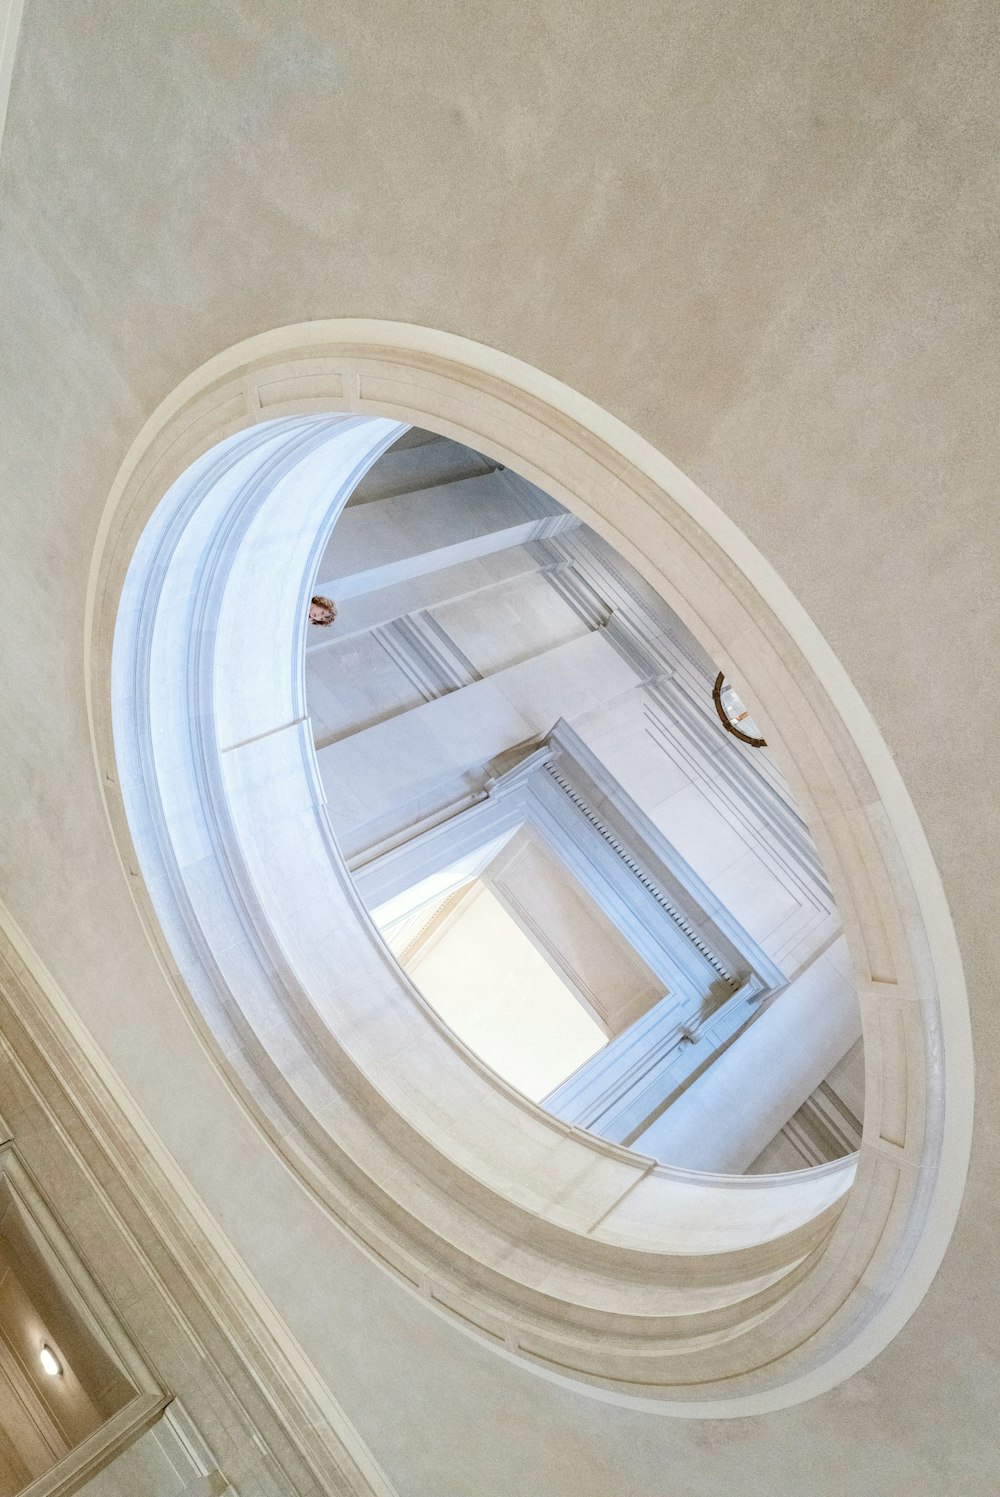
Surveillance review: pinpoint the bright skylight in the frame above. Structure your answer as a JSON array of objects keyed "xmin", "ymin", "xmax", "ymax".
[{"xmin": 403, "ymin": 883, "xmax": 607, "ymax": 1101}]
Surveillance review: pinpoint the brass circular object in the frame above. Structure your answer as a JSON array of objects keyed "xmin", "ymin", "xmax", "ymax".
[{"xmin": 713, "ymin": 673, "xmax": 767, "ymax": 747}]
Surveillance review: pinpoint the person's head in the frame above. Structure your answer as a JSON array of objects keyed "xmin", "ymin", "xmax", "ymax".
[{"xmin": 309, "ymin": 595, "xmax": 337, "ymax": 627}]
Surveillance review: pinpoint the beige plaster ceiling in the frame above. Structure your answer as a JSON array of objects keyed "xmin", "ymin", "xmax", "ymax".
[{"xmin": 0, "ymin": 2, "xmax": 997, "ymax": 1494}]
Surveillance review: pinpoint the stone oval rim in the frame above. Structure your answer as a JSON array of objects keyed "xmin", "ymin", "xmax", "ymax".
[{"xmin": 85, "ymin": 319, "xmax": 973, "ymax": 1415}]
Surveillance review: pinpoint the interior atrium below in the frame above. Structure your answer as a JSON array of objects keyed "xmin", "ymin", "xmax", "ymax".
[{"xmin": 308, "ymin": 429, "xmax": 864, "ymax": 1175}]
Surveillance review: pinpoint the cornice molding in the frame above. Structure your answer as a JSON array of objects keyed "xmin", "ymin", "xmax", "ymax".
[{"xmin": 0, "ymin": 899, "xmax": 399, "ymax": 1497}]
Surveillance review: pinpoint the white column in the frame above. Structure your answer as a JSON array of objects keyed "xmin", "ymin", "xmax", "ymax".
[{"xmin": 631, "ymin": 939, "xmax": 861, "ymax": 1172}]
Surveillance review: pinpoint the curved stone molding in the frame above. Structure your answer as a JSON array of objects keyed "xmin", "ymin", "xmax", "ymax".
[{"xmin": 86, "ymin": 321, "xmax": 972, "ymax": 1414}]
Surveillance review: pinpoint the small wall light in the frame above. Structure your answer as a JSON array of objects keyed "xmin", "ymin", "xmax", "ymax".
[
  {"xmin": 39, "ymin": 1344, "xmax": 62, "ymax": 1377},
  {"xmin": 712, "ymin": 673, "xmax": 767, "ymax": 748}
]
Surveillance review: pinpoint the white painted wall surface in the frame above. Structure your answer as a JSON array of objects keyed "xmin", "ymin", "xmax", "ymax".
[{"xmin": 406, "ymin": 882, "xmax": 607, "ymax": 1100}]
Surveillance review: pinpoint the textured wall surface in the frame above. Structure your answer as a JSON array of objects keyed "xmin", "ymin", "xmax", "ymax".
[{"xmin": 0, "ymin": 2, "xmax": 997, "ymax": 1494}]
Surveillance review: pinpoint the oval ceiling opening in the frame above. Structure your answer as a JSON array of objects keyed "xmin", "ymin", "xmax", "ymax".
[
  {"xmin": 311, "ymin": 426, "xmax": 863, "ymax": 1174},
  {"xmin": 95, "ymin": 323, "xmax": 968, "ymax": 1413}
]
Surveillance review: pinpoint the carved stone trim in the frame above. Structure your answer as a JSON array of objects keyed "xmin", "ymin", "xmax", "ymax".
[{"xmin": 0, "ymin": 916, "xmax": 398, "ymax": 1497}]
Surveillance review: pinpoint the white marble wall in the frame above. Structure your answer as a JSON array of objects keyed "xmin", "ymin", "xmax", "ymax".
[
  {"xmin": 404, "ymin": 881, "xmax": 608, "ymax": 1101},
  {"xmin": 315, "ymin": 468, "xmax": 571, "ymax": 600},
  {"xmin": 306, "ymin": 436, "xmax": 860, "ymax": 1168},
  {"xmin": 574, "ymin": 688, "xmax": 833, "ymax": 971},
  {"xmin": 633, "ymin": 938, "xmax": 860, "ymax": 1172},
  {"xmin": 747, "ymin": 1037, "xmax": 865, "ymax": 1173},
  {"xmin": 307, "ymin": 556, "xmax": 590, "ymax": 747},
  {"xmin": 319, "ymin": 630, "xmax": 643, "ymax": 858},
  {"xmin": 431, "ymin": 568, "xmax": 588, "ymax": 677},
  {"xmin": 344, "ymin": 429, "xmax": 494, "ymax": 506},
  {"xmin": 484, "ymin": 828, "xmax": 665, "ymax": 1036}
]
